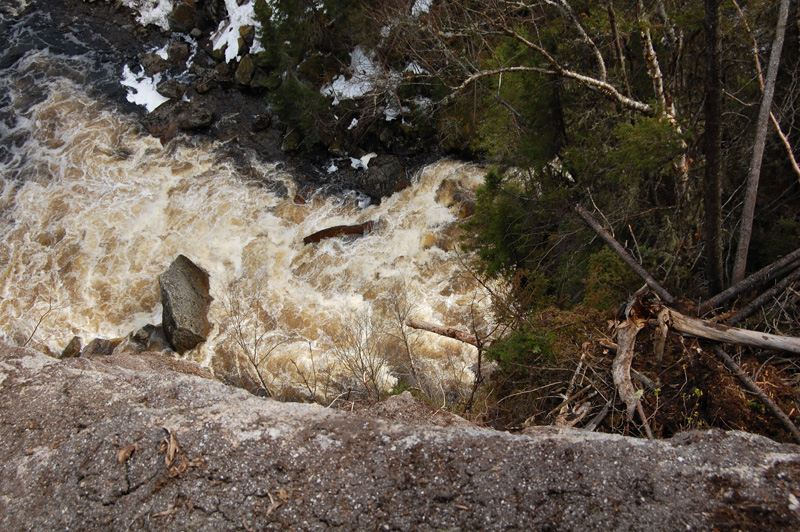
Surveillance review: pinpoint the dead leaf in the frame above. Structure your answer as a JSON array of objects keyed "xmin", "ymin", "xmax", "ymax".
[
  {"xmin": 162, "ymin": 428, "xmax": 180, "ymax": 466},
  {"xmin": 117, "ymin": 444, "xmax": 139, "ymax": 465}
]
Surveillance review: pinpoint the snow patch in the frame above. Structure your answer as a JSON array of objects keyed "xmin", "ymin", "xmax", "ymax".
[
  {"xmin": 121, "ymin": 64, "xmax": 170, "ymax": 112},
  {"xmin": 412, "ymin": 0, "xmax": 433, "ymax": 17},
  {"xmin": 120, "ymin": 0, "xmax": 174, "ymax": 31},
  {"xmin": 350, "ymin": 152, "xmax": 377, "ymax": 170},
  {"xmin": 212, "ymin": 0, "xmax": 265, "ymax": 64},
  {"xmin": 321, "ymin": 46, "xmax": 382, "ymax": 104}
]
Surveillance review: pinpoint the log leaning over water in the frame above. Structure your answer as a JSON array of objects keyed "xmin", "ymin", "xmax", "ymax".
[
  {"xmin": 406, "ymin": 319, "xmax": 480, "ymax": 347},
  {"xmin": 303, "ymin": 221, "xmax": 375, "ymax": 245}
]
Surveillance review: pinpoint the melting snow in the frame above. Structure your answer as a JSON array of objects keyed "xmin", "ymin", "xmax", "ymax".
[
  {"xmin": 350, "ymin": 152, "xmax": 377, "ymax": 170},
  {"xmin": 412, "ymin": 0, "xmax": 433, "ymax": 17},
  {"xmin": 119, "ymin": 0, "xmax": 174, "ymax": 31},
  {"xmin": 121, "ymin": 64, "xmax": 169, "ymax": 112},
  {"xmin": 321, "ymin": 46, "xmax": 381, "ymax": 104},
  {"xmin": 212, "ymin": 0, "xmax": 266, "ymax": 63}
]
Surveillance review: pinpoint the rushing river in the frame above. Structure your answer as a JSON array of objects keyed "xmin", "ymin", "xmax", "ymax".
[{"xmin": 0, "ymin": 4, "xmax": 486, "ymax": 399}]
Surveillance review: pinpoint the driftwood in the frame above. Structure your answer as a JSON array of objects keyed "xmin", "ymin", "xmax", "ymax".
[
  {"xmin": 303, "ymin": 221, "xmax": 375, "ymax": 245},
  {"xmin": 613, "ymin": 318, "xmax": 645, "ymax": 421},
  {"xmin": 697, "ymin": 245, "xmax": 800, "ymax": 315},
  {"xmin": 405, "ymin": 319, "xmax": 480, "ymax": 347},
  {"xmin": 576, "ymin": 203, "xmax": 800, "ymax": 441},
  {"xmin": 666, "ymin": 308, "xmax": 800, "ymax": 355},
  {"xmin": 575, "ymin": 204, "xmax": 675, "ymax": 304}
]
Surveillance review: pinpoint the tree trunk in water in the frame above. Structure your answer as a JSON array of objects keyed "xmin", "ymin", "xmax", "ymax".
[
  {"xmin": 704, "ymin": 0, "xmax": 724, "ymax": 293},
  {"xmin": 731, "ymin": 0, "xmax": 791, "ymax": 284}
]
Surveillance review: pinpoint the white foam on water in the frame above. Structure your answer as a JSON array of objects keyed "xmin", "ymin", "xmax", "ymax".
[{"xmin": 0, "ymin": 76, "xmax": 487, "ymax": 396}]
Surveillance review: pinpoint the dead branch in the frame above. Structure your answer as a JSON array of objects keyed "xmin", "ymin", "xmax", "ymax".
[
  {"xmin": 666, "ymin": 308, "xmax": 800, "ymax": 355},
  {"xmin": 725, "ymin": 267, "xmax": 800, "ymax": 326},
  {"xmin": 405, "ymin": 319, "xmax": 480, "ymax": 347},
  {"xmin": 712, "ymin": 346, "xmax": 800, "ymax": 444},
  {"xmin": 575, "ymin": 204, "xmax": 675, "ymax": 304},
  {"xmin": 697, "ymin": 245, "xmax": 800, "ymax": 314}
]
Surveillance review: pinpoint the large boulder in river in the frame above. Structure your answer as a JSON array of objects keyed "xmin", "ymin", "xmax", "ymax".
[
  {"xmin": 1, "ymin": 343, "xmax": 800, "ymax": 531},
  {"xmin": 158, "ymin": 255, "xmax": 212, "ymax": 354},
  {"xmin": 359, "ymin": 155, "xmax": 408, "ymax": 203}
]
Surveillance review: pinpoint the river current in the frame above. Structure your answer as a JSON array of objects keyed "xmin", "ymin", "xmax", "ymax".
[{"xmin": 0, "ymin": 3, "xmax": 485, "ymax": 398}]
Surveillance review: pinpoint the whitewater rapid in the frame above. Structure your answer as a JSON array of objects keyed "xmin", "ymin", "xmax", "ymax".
[{"xmin": 0, "ymin": 50, "xmax": 487, "ymax": 398}]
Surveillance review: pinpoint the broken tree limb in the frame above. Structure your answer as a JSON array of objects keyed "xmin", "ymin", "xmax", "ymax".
[
  {"xmin": 725, "ymin": 267, "xmax": 800, "ymax": 326},
  {"xmin": 405, "ymin": 319, "xmax": 480, "ymax": 348},
  {"xmin": 575, "ymin": 204, "xmax": 675, "ymax": 304},
  {"xmin": 697, "ymin": 245, "xmax": 800, "ymax": 315},
  {"xmin": 666, "ymin": 308, "xmax": 800, "ymax": 355},
  {"xmin": 712, "ymin": 346, "xmax": 800, "ymax": 444}
]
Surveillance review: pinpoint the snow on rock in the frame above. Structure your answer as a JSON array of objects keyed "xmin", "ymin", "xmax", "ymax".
[
  {"xmin": 351, "ymin": 152, "xmax": 378, "ymax": 170},
  {"xmin": 212, "ymin": 0, "xmax": 265, "ymax": 63},
  {"xmin": 119, "ymin": 0, "xmax": 174, "ymax": 31},
  {"xmin": 121, "ymin": 64, "xmax": 169, "ymax": 112},
  {"xmin": 321, "ymin": 46, "xmax": 383, "ymax": 104}
]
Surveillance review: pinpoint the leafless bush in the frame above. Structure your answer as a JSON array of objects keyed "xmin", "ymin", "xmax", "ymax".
[
  {"xmin": 327, "ymin": 306, "xmax": 393, "ymax": 402},
  {"xmin": 219, "ymin": 271, "xmax": 293, "ymax": 397}
]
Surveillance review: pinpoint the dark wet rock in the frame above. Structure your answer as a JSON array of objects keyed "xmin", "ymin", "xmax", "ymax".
[
  {"xmin": 252, "ymin": 113, "xmax": 272, "ymax": 131},
  {"xmin": 130, "ymin": 324, "xmax": 173, "ymax": 354},
  {"xmin": 158, "ymin": 255, "xmax": 212, "ymax": 354},
  {"xmin": 235, "ymin": 54, "xmax": 255, "ymax": 85},
  {"xmin": 156, "ymin": 78, "xmax": 187, "ymax": 99},
  {"xmin": 2, "ymin": 343, "xmax": 800, "ymax": 531},
  {"xmin": 359, "ymin": 155, "xmax": 408, "ymax": 202},
  {"xmin": 193, "ymin": 77, "xmax": 217, "ymax": 94},
  {"xmin": 82, "ymin": 337, "xmax": 122, "ymax": 357},
  {"xmin": 281, "ymin": 128, "xmax": 301, "ymax": 152},
  {"xmin": 138, "ymin": 52, "xmax": 168, "ymax": 76},
  {"xmin": 168, "ymin": 2, "xmax": 198, "ymax": 33},
  {"xmin": 250, "ymin": 66, "xmax": 271, "ymax": 88},
  {"xmin": 59, "ymin": 336, "xmax": 82, "ymax": 359},
  {"xmin": 303, "ymin": 220, "xmax": 375, "ymax": 245},
  {"xmin": 238, "ymin": 24, "xmax": 255, "ymax": 45},
  {"xmin": 436, "ymin": 178, "xmax": 476, "ymax": 219},
  {"xmin": 214, "ymin": 60, "xmax": 233, "ymax": 82},
  {"xmin": 177, "ymin": 105, "xmax": 214, "ymax": 130},
  {"xmin": 141, "ymin": 99, "xmax": 184, "ymax": 142},
  {"xmin": 167, "ymin": 41, "xmax": 190, "ymax": 65}
]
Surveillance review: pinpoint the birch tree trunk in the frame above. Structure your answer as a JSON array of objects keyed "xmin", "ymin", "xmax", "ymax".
[{"xmin": 731, "ymin": 0, "xmax": 791, "ymax": 284}]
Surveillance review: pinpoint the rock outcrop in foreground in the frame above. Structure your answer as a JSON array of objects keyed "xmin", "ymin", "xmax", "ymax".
[{"xmin": 1, "ymin": 344, "xmax": 799, "ymax": 531}]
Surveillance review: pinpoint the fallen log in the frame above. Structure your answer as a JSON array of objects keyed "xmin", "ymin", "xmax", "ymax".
[
  {"xmin": 666, "ymin": 308, "xmax": 800, "ymax": 355},
  {"xmin": 405, "ymin": 319, "xmax": 480, "ymax": 348},
  {"xmin": 303, "ymin": 221, "xmax": 375, "ymax": 245}
]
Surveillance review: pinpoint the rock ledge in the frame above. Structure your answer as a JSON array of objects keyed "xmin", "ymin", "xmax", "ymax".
[{"xmin": 1, "ymin": 344, "xmax": 799, "ymax": 531}]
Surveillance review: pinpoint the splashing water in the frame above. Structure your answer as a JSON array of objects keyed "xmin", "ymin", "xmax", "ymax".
[{"xmin": 0, "ymin": 51, "xmax": 488, "ymax": 397}]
